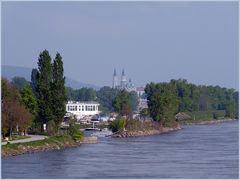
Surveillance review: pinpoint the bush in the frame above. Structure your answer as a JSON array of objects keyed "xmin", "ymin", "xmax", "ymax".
[
  {"xmin": 212, "ymin": 112, "xmax": 218, "ymax": 120},
  {"xmin": 125, "ymin": 119, "xmax": 142, "ymax": 131},
  {"xmin": 68, "ymin": 119, "xmax": 83, "ymax": 141},
  {"xmin": 47, "ymin": 120, "xmax": 57, "ymax": 136},
  {"xmin": 108, "ymin": 117, "xmax": 126, "ymax": 132}
]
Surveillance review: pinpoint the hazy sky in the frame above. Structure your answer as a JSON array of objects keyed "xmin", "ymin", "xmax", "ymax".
[{"xmin": 2, "ymin": 2, "xmax": 239, "ymax": 89}]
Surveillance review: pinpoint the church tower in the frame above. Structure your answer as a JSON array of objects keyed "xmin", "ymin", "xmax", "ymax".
[
  {"xmin": 120, "ymin": 68, "xmax": 127, "ymax": 89},
  {"xmin": 112, "ymin": 68, "xmax": 118, "ymax": 89}
]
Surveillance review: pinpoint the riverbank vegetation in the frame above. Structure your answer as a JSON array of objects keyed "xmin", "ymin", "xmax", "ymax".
[
  {"xmin": 2, "ymin": 135, "xmax": 79, "ymax": 157},
  {"xmin": 2, "ymin": 79, "xmax": 33, "ymax": 140},
  {"xmin": 2, "ymin": 50, "xmax": 69, "ymax": 140},
  {"xmin": 145, "ymin": 79, "xmax": 239, "ymax": 123},
  {"xmin": 108, "ymin": 79, "xmax": 238, "ymax": 136},
  {"xmin": 109, "ymin": 116, "xmax": 180, "ymax": 138}
]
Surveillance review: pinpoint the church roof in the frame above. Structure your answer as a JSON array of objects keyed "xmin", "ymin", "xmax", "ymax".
[{"xmin": 136, "ymin": 87, "xmax": 145, "ymax": 91}]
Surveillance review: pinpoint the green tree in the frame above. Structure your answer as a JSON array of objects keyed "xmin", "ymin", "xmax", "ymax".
[
  {"xmin": 233, "ymin": 91, "xmax": 239, "ymax": 118},
  {"xmin": 11, "ymin": 76, "xmax": 29, "ymax": 92},
  {"xmin": 108, "ymin": 116, "xmax": 126, "ymax": 132},
  {"xmin": 68, "ymin": 117, "xmax": 83, "ymax": 141},
  {"xmin": 129, "ymin": 91, "xmax": 139, "ymax": 112},
  {"xmin": 65, "ymin": 87, "xmax": 97, "ymax": 101},
  {"xmin": 97, "ymin": 86, "xmax": 118, "ymax": 113},
  {"xmin": 31, "ymin": 68, "xmax": 38, "ymax": 94},
  {"xmin": 145, "ymin": 82, "xmax": 179, "ymax": 126},
  {"xmin": 170, "ymin": 79, "xmax": 198, "ymax": 112},
  {"xmin": 76, "ymin": 88, "xmax": 96, "ymax": 101},
  {"xmin": 114, "ymin": 90, "xmax": 132, "ymax": 116},
  {"xmin": 65, "ymin": 86, "xmax": 76, "ymax": 100},
  {"xmin": 35, "ymin": 50, "xmax": 54, "ymax": 133},
  {"xmin": 51, "ymin": 52, "xmax": 67, "ymax": 132},
  {"xmin": 21, "ymin": 86, "xmax": 38, "ymax": 116},
  {"xmin": 2, "ymin": 78, "xmax": 32, "ymax": 139},
  {"xmin": 225, "ymin": 101, "xmax": 236, "ymax": 118},
  {"xmin": 140, "ymin": 108, "xmax": 149, "ymax": 120}
]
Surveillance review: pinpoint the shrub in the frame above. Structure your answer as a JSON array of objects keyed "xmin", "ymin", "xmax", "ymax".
[
  {"xmin": 47, "ymin": 120, "xmax": 57, "ymax": 136},
  {"xmin": 68, "ymin": 119, "xmax": 83, "ymax": 141},
  {"xmin": 108, "ymin": 117, "xmax": 126, "ymax": 132}
]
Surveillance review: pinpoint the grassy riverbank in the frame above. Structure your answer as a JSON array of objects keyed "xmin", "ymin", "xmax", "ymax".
[{"xmin": 2, "ymin": 135, "xmax": 97, "ymax": 157}]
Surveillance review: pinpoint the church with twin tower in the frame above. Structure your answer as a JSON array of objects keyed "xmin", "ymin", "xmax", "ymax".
[
  {"xmin": 112, "ymin": 68, "xmax": 148, "ymax": 111},
  {"xmin": 112, "ymin": 68, "xmax": 135, "ymax": 91}
]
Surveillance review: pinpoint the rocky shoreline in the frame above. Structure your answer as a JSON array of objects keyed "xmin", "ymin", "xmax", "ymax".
[
  {"xmin": 2, "ymin": 136, "xmax": 97, "ymax": 157},
  {"xmin": 111, "ymin": 119, "xmax": 237, "ymax": 138},
  {"xmin": 111, "ymin": 125, "xmax": 181, "ymax": 138}
]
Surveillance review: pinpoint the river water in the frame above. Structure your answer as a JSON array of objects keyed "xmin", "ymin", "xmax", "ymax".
[{"xmin": 2, "ymin": 121, "xmax": 239, "ymax": 179}]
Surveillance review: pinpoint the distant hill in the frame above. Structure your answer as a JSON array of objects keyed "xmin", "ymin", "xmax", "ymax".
[{"xmin": 1, "ymin": 65, "xmax": 100, "ymax": 90}]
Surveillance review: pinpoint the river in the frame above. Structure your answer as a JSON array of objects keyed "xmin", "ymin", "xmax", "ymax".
[{"xmin": 2, "ymin": 121, "xmax": 238, "ymax": 178}]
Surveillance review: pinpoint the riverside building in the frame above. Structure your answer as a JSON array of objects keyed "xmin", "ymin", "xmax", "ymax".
[{"xmin": 66, "ymin": 101, "xmax": 100, "ymax": 119}]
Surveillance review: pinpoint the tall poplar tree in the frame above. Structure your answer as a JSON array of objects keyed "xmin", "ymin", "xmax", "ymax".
[
  {"xmin": 51, "ymin": 52, "xmax": 67, "ymax": 130},
  {"xmin": 36, "ymin": 50, "xmax": 53, "ymax": 132},
  {"xmin": 31, "ymin": 68, "xmax": 38, "ymax": 94}
]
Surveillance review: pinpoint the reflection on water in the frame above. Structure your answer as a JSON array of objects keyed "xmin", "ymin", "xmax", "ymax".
[{"xmin": 2, "ymin": 121, "xmax": 239, "ymax": 178}]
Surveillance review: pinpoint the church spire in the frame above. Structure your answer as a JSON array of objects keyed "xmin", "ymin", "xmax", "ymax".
[
  {"xmin": 112, "ymin": 68, "xmax": 118, "ymax": 89},
  {"xmin": 121, "ymin": 68, "xmax": 127, "ymax": 88}
]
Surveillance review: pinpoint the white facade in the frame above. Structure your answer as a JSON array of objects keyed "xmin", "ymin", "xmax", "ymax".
[
  {"xmin": 66, "ymin": 101, "xmax": 100, "ymax": 119},
  {"xmin": 136, "ymin": 87, "xmax": 145, "ymax": 97}
]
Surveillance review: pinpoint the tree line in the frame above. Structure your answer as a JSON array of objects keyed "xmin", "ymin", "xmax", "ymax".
[
  {"xmin": 2, "ymin": 50, "xmax": 67, "ymax": 138},
  {"xmin": 145, "ymin": 79, "xmax": 239, "ymax": 126},
  {"xmin": 66, "ymin": 86, "xmax": 139, "ymax": 115},
  {"xmin": 5, "ymin": 76, "xmax": 139, "ymax": 131},
  {"xmin": 3, "ymin": 55, "xmax": 238, "ymax": 138},
  {"xmin": 2, "ymin": 79, "xmax": 33, "ymax": 139}
]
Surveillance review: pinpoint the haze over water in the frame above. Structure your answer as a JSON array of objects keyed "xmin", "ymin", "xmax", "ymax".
[{"xmin": 2, "ymin": 121, "xmax": 238, "ymax": 179}]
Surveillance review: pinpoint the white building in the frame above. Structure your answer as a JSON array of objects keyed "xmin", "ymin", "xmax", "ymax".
[
  {"xmin": 66, "ymin": 101, "xmax": 100, "ymax": 119},
  {"xmin": 136, "ymin": 87, "xmax": 145, "ymax": 97},
  {"xmin": 138, "ymin": 98, "xmax": 148, "ymax": 111}
]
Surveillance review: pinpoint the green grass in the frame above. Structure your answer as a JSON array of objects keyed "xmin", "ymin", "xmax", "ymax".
[{"xmin": 2, "ymin": 135, "xmax": 75, "ymax": 150}]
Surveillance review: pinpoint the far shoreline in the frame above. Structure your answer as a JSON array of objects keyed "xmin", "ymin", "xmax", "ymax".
[{"xmin": 180, "ymin": 118, "xmax": 238, "ymax": 125}]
